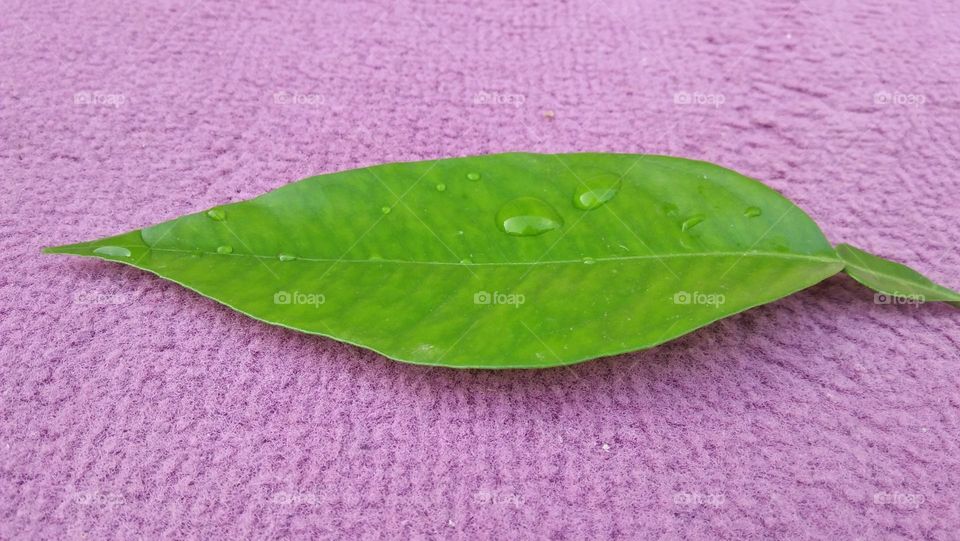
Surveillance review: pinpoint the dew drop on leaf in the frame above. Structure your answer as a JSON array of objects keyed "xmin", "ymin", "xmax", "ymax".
[
  {"xmin": 744, "ymin": 206, "xmax": 762, "ymax": 218},
  {"xmin": 278, "ymin": 253, "xmax": 296, "ymax": 261},
  {"xmin": 582, "ymin": 257, "xmax": 596, "ymax": 265},
  {"xmin": 496, "ymin": 197, "xmax": 564, "ymax": 236},
  {"xmin": 436, "ymin": 183, "xmax": 446, "ymax": 192},
  {"xmin": 206, "ymin": 208, "xmax": 226, "ymax": 221},
  {"xmin": 466, "ymin": 172, "xmax": 481, "ymax": 181},
  {"xmin": 381, "ymin": 206, "xmax": 391, "ymax": 214},
  {"xmin": 681, "ymin": 214, "xmax": 705, "ymax": 231},
  {"xmin": 216, "ymin": 245, "xmax": 233, "ymax": 254},
  {"xmin": 572, "ymin": 174, "xmax": 622, "ymax": 210},
  {"xmin": 93, "ymin": 246, "xmax": 131, "ymax": 258},
  {"xmin": 661, "ymin": 203, "xmax": 679, "ymax": 216}
]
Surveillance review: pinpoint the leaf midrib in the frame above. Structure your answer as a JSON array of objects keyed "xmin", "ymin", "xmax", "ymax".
[{"xmin": 138, "ymin": 247, "xmax": 841, "ymax": 267}]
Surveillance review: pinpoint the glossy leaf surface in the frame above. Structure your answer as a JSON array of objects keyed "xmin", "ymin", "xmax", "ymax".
[{"xmin": 44, "ymin": 153, "xmax": 954, "ymax": 368}]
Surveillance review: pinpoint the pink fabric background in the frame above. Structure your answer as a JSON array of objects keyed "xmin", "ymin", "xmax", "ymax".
[{"xmin": 3, "ymin": 0, "xmax": 959, "ymax": 538}]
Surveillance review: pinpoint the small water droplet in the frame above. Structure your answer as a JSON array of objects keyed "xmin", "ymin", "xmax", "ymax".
[
  {"xmin": 466, "ymin": 172, "xmax": 481, "ymax": 181},
  {"xmin": 582, "ymin": 257, "xmax": 596, "ymax": 265},
  {"xmin": 459, "ymin": 258, "xmax": 472, "ymax": 265},
  {"xmin": 206, "ymin": 208, "xmax": 226, "ymax": 221},
  {"xmin": 496, "ymin": 197, "xmax": 564, "ymax": 237},
  {"xmin": 661, "ymin": 203, "xmax": 679, "ymax": 216},
  {"xmin": 278, "ymin": 253, "xmax": 296, "ymax": 261},
  {"xmin": 681, "ymin": 214, "xmax": 705, "ymax": 232},
  {"xmin": 216, "ymin": 245, "xmax": 233, "ymax": 254},
  {"xmin": 381, "ymin": 206, "xmax": 391, "ymax": 214},
  {"xmin": 435, "ymin": 183, "xmax": 446, "ymax": 192},
  {"xmin": 744, "ymin": 206, "xmax": 762, "ymax": 218},
  {"xmin": 572, "ymin": 174, "xmax": 622, "ymax": 210},
  {"xmin": 93, "ymin": 246, "xmax": 131, "ymax": 258}
]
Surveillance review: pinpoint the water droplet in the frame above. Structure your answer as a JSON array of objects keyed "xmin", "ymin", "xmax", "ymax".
[
  {"xmin": 661, "ymin": 203, "xmax": 679, "ymax": 216},
  {"xmin": 459, "ymin": 258, "xmax": 472, "ymax": 265},
  {"xmin": 466, "ymin": 172, "xmax": 481, "ymax": 181},
  {"xmin": 216, "ymin": 245, "xmax": 233, "ymax": 254},
  {"xmin": 93, "ymin": 246, "xmax": 131, "ymax": 258},
  {"xmin": 436, "ymin": 183, "xmax": 446, "ymax": 192},
  {"xmin": 572, "ymin": 174, "xmax": 622, "ymax": 210},
  {"xmin": 582, "ymin": 257, "xmax": 596, "ymax": 265},
  {"xmin": 681, "ymin": 214, "xmax": 705, "ymax": 232},
  {"xmin": 206, "ymin": 208, "xmax": 226, "ymax": 221},
  {"xmin": 278, "ymin": 253, "xmax": 296, "ymax": 262},
  {"xmin": 744, "ymin": 206, "xmax": 762, "ymax": 218},
  {"xmin": 496, "ymin": 197, "xmax": 564, "ymax": 237},
  {"xmin": 381, "ymin": 206, "xmax": 391, "ymax": 214}
]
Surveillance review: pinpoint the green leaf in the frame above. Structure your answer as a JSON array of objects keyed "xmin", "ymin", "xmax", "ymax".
[
  {"xmin": 43, "ymin": 153, "xmax": 951, "ymax": 368},
  {"xmin": 836, "ymin": 243, "xmax": 960, "ymax": 305}
]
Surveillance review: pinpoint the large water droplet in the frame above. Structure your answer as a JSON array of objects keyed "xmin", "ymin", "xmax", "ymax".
[
  {"xmin": 435, "ymin": 183, "xmax": 446, "ymax": 192},
  {"xmin": 381, "ymin": 206, "xmax": 391, "ymax": 215},
  {"xmin": 216, "ymin": 245, "xmax": 233, "ymax": 254},
  {"xmin": 466, "ymin": 172, "xmax": 481, "ymax": 181},
  {"xmin": 278, "ymin": 253, "xmax": 296, "ymax": 262},
  {"xmin": 206, "ymin": 208, "xmax": 226, "ymax": 221},
  {"xmin": 572, "ymin": 174, "xmax": 622, "ymax": 210},
  {"xmin": 744, "ymin": 206, "xmax": 762, "ymax": 218},
  {"xmin": 582, "ymin": 257, "xmax": 596, "ymax": 265},
  {"xmin": 93, "ymin": 246, "xmax": 131, "ymax": 258},
  {"xmin": 496, "ymin": 197, "xmax": 564, "ymax": 237},
  {"xmin": 681, "ymin": 214, "xmax": 705, "ymax": 232}
]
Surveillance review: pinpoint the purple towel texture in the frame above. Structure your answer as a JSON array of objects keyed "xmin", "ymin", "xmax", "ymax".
[{"xmin": 2, "ymin": 0, "xmax": 959, "ymax": 538}]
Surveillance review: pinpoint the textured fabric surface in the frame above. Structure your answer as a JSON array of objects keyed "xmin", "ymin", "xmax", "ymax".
[{"xmin": 2, "ymin": 0, "xmax": 959, "ymax": 538}]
